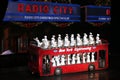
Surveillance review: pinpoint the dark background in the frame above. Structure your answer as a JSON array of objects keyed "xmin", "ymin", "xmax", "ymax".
[{"xmin": 1, "ymin": 1, "xmax": 120, "ymax": 80}]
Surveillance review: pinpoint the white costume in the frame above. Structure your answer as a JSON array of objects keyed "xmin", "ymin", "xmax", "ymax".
[
  {"xmin": 57, "ymin": 34, "xmax": 63, "ymax": 48},
  {"xmin": 64, "ymin": 34, "xmax": 70, "ymax": 47},
  {"xmin": 96, "ymin": 34, "xmax": 102, "ymax": 44},
  {"xmin": 55, "ymin": 55, "xmax": 61, "ymax": 66},
  {"xmin": 61, "ymin": 55, "xmax": 66, "ymax": 65},
  {"xmin": 76, "ymin": 54, "xmax": 81, "ymax": 64},
  {"xmin": 33, "ymin": 37, "xmax": 42, "ymax": 47},
  {"xmin": 83, "ymin": 33, "xmax": 89, "ymax": 46},
  {"xmin": 42, "ymin": 35, "xmax": 49, "ymax": 49},
  {"xmin": 91, "ymin": 52, "xmax": 95, "ymax": 62},
  {"xmin": 67, "ymin": 54, "xmax": 71, "ymax": 65},
  {"xmin": 87, "ymin": 52, "xmax": 90, "ymax": 63},
  {"xmin": 51, "ymin": 56, "xmax": 56, "ymax": 67},
  {"xmin": 70, "ymin": 34, "xmax": 76, "ymax": 47},
  {"xmin": 76, "ymin": 34, "xmax": 82, "ymax": 46},
  {"xmin": 71, "ymin": 54, "xmax": 76, "ymax": 64},
  {"xmin": 89, "ymin": 32, "xmax": 95, "ymax": 45},
  {"xmin": 51, "ymin": 35, "xmax": 57, "ymax": 48},
  {"xmin": 83, "ymin": 53, "xmax": 86, "ymax": 63}
]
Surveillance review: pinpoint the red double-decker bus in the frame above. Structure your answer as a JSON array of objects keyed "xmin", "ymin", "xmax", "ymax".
[{"xmin": 28, "ymin": 40, "xmax": 109, "ymax": 76}]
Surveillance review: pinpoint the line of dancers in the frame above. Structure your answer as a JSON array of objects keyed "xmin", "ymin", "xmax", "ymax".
[
  {"xmin": 33, "ymin": 32, "xmax": 102, "ymax": 49},
  {"xmin": 50, "ymin": 52, "xmax": 96, "ymax": 67}
]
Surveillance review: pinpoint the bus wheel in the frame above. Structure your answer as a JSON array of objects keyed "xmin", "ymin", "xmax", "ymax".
[
  {"xmin": 88, "ymin": 64, "xmax": 95, "ymax": 72},
  {"xmin": 54, "ymin": 68, "xmax": 62, "ymax": 76}
]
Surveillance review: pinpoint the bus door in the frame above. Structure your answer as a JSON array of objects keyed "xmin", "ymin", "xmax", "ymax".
[
  {"xmin": 42, "ymin": 55, "xmax": 51, "ymax": 74},
  {"xmin": 98, "ymin": 50, "xmax": 106, "ymax": 68}
]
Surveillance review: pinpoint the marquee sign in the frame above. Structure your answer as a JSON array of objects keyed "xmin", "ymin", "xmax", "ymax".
[
  {"xmin": 3, "ymin": 1, "xmax": 80, "ymax": 22},
  {"xmin": 85, "ymin": 5, "xmax": 111, "ymax": 22}
]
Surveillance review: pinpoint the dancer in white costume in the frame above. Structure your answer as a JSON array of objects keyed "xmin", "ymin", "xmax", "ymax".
[
  {"xmin": 57, "ymin": 34, "xmax": 63, "ymax": 48},
  {"xmin": 67, "ymin": 54, "xmax": 71, "ymax": 65},
  {"xmin": 70, "ymin": 34, "xmax": 76, "ymax": 47},
  {"xmin": 91, "ymin": 52, "xmax": 95, "ymax": 62},
  {"xmin": 51, "ymin": 56, "xmax": 56, "ymax": 67},
  {"xmin": 89, "ymin": 32, "xmax": 95, "ymax": 45},
  {"xmin": 33, "ymin": 37, "xmax": 42, "ymax": 47},
  {"xmin": 51, "ymin": 35, "xmax": 57, "ymax": 48},
  {"xmin": 76, "ymin": 54, "xmax": 81, "ymax": 64},
  {"xmin": 42, "ymin": 35, "xmax": 49, "ymax": 49},
  {"xmin": 83, "ymin": 33, "xmax": 89, "ymax": 46},
  {"xmin": 55, "ymin": 55, "xmax": 61, "ymax": 66},
  {"xmin": 64, "ymin": 34, "xmax": 70, "ymax": 47},
  {"xmin": 96, "ymin": 34, "xmax": 102, "ymax": 44},
  {"xmin": 76, "ymin": 33, "xmax": 82, "ymax": 46},
  {"xmin": 71, "ymin": 54, "xmax": 76, "ymax": 64},
  {"xmin": 61, "ymin": 55, "xmax": 66, "ymax": 65},
  {"xmin": 87, "ymin": 52, "xmax": 90, "ymax": 63},
  {"xmin": 83, "ymin": 53, "xmax": 86, "ymax": 63}
]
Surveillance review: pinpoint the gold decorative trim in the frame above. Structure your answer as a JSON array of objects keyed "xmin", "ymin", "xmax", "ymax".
[{"xmin": 12, "ymin": 22, "xmax": 43, "ymax": 28}]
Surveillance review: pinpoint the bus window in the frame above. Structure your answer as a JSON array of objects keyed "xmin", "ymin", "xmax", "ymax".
[
  {"xmin": 99, "ymin": 50, "xmax": 106, "ymax": 68},
  {"xmin": 42, "ymin": 55, "xmax": 50, "ymax": 74}
]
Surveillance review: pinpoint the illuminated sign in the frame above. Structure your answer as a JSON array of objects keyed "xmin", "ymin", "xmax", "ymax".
[
  {"xmin": 85, "ymin": 5, "xmax": 111, "ymax": 22},
  {"xmin": 3, "ymin": 1, "xmax": 80, "ymax": 22},
  {"xmin": 57, "ymin": 47, "xmax": 96, "ymax": 53}
]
